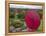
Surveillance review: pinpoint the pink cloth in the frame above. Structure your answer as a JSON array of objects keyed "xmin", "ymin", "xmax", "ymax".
[{"xmin": 25, "ymin": 10, "xmax": 40, "ymax": 31}]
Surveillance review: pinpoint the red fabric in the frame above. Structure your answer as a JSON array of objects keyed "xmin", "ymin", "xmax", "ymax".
[{"xmin": 25, "ymin": 10, "xmax": 40, "ymax": 31}]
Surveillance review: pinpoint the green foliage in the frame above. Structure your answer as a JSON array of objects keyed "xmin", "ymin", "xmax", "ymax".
[
  {"xmin": 37, "ymin": 20, "xmax": 43, "ymax": 32},
  {"xmin": 17, "ymin": 13, "xmax": 24, "ymax": 19}
]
